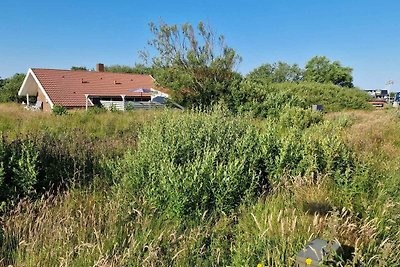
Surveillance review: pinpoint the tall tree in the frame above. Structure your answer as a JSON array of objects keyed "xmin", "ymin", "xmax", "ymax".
[
  {"xmin": 0, "ymin": 73, "xmax": 26, "ymax": 102},
  {"xmin": 247, "ymin": 62, "xmax": 303, "ymax": 82},
  {"xmin": 304, "ymin": 56, "xmax": 353, "ymax": 87},
  {"xmin": 142, "ymin": 21, "xmax": 242, "ymax": 106}
]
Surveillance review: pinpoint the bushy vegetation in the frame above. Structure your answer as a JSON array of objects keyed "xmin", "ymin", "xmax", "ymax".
[
  {"xmin": 229, "ymin": 80, "xmax": 371, "ymax": 116},
  {"xmin": 52, "ymin": 105, "xmax": 68, "ymax": 115},
  {"xmin": 0, "ymin": 74, "xmax": 25, "ymax": 103},
  {"xmin": 247, "ymin": 62, "xmax": 303, "ymax": 83},
  {"xmin": 304, "ymin": 56, "xmax": 354, "ymax": 87},
  {"xmin": 111, "ymin": 107, "xmax": 353, "ymax": 223},
  {"xmin": 1, "ymin": 103, "xmax": 399, "ymax": 266},
  {"xmin": 0, "ymin": 104, "xmax": 163, "ymax": 208}
]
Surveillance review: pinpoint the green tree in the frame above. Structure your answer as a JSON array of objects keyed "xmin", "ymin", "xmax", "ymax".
[
  {"xmin": 304, "ymin": 56, "xmax": 353, "ymax": 87},
  {"xmin": 0, "ymin": 77, "xmax": 6, "ymax": 88},
  {"xmin": 71, "ymin": 66, "xmax": 88, "ymax": 71},
  {"xmin": 247, "ymin": 62, "xmax": 303, "ymax": 83},
  {"xmin": 104, "ymin": 64, "xmax": 154, "ymax": 75},
  {"xmin": 143, "ymin": 21, "xmax": 242, "ymax": 106},
  {"xmin": 0, "ymin": 73, "xmax": 26, "ymax": 103}
]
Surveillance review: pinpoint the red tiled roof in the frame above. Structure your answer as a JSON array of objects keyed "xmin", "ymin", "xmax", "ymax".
[{"xmin": 32, "ymin": 68, "xmax": 162, "ymax": 107}]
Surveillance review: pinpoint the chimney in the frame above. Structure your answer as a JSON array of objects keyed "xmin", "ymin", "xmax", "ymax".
[{"xmin": 96, "ymin": 63, "xmax": 104, "ymax": 72}]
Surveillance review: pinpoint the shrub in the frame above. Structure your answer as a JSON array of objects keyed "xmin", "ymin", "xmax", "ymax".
[
  {"xmin": 125, "ymin": 102, "xmax": 134, "ymax": 111},
  {"xmin": 229, "ymin": 80, "xmax": 372, "ymax": 117},
  {"xmin": 112, "ymin": 107, "xmax": 353, "ymax": 222},
  {"xmin": 109, "ymin": 104, "xmax": 119, "ymax": 113},
  {"xmin": 229, "ymin": 79, "xmax": 305, "ymax": 118},
  {"xmin": 10, "ymin": 140, "xmax": 39, "ymax": 196},
  {"xmin": 273, "ymin": 82, "xmax": 372, "ymax": 111},
  {"xmin": 277, "ymin": 106, "xmax": 323, "ymax": 130},
  {"xmin": 0, "ymin": 74, "xmax": 25, "ymax": 103},
  {"xmin": 0, "ymin": 138, "xmax": 41, "ymax": 203},
  {"xmin": 52, "ymin": 105, "xmax": 68, "ymax": 115},
  {"xmin": 113, "ymin": 109, "xmax": 267, "ymax": 220},
  {"xmin": 87, "ymin": 105, "xmax": 107, "ymax": 114}
]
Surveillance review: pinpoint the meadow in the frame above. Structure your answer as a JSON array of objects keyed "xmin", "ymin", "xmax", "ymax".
[{"xmin": 0, "ymin": 102, "xmax": 399, "ymax": 266}]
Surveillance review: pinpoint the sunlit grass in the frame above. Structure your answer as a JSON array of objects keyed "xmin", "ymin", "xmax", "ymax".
[{"xmin": 1, "ymin": 104, "xmax": 400, "ymax": 266}]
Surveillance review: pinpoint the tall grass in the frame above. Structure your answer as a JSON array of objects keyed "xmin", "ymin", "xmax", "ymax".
[
  {"xmin": 2, "ymin": 175, "xmax": 399, "ymax": 266},
  {"xmin": 0, "ymin": 104, "xmax": 165, "ymax": 209},
  {"xmin": 1, "ymin": 104, "xmax": 400, "ymax": 266}
]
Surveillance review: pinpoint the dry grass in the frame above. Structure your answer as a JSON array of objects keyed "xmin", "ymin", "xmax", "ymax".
[
  {"xmin": 2, "ymin": 174, "xmax": 399, "ymax": 266},
  {"xmin": 1, "ymin": 107, "xmax": 400, "ymax": 266},
  {"xmin": 0, "ymin": 103, "xmax": 165, "ymax": 139},
  {"xmin": 327, "ymin": 109, "xmax": 400, "ymax": 180},
  {"xmin": 326, "ymin": 110, "xmax": 399, "ymax": 157}
]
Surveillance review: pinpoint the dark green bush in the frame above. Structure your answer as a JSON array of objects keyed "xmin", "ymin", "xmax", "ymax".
[
  {"xmin": 0, "ymin": 137, "xmax": 40, "ymax": 203},
  {"xmin": 10, "ymin": 140, "xmax": 39, "ymax": 196},
  {"xmin": 277, "ymin": 106, "xmax": 323, "ymax": 130},
  {"xmin": 125, "ymin": 102, "xmax": 134, "ymax": 111},
  {"xmin": 229, "ymin": 80, "xmax": 372, "ymax": 117},
  {"xmin": 0, "ymin": 130, "xmax": 128, "ymax": 208},
  {"xmin": 87, "ymin": 106, "xmax": 107, "ymax": 114},
  {"xmin": 52, "ymin": 105, "xmax": 68, "ymax": 115},
  {"xmin": 109, "ymin": 104, "xmax": 119, "ymax": 113},
  {"xmin": 273, "ymin": 82, "xmax": 372, "ymax": 111},
  {"xmin": 113, "ymin": 109, "xmax": 267, "ymax": 220},
  {"xmin": 112, "ymin": 108, "xmax": 354, "ymax": 222}
]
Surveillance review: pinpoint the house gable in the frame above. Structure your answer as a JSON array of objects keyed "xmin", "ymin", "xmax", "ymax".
[{"xmin": 18, "ymin": 69, "xmax": 55, "ymax": 109}]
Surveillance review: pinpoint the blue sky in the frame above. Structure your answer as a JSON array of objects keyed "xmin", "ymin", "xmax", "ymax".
[{"xmin": 1, "ymin": 0, "xmax": 399, "ymax": 89}]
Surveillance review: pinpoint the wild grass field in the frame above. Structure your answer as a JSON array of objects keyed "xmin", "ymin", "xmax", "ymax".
[{"xmin": 0, "ymin": 103, "xmax": 399, "ymax": 266}]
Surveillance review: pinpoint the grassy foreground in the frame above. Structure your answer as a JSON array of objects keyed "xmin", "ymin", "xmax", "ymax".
[{"xmin": 0, "ymin": 104, "xmax": 400, "ymax": 266}]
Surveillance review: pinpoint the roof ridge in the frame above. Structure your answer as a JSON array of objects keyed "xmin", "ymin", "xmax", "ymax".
[{"xmin": 31, "ymin": 68, "xmax": 152, "ymax": 77}]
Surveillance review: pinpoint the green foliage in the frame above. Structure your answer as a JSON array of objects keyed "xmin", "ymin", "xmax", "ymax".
[
  {"xmin": 277, "ymin": 106, "xmax": 323, "ymax": 130},
  {"xmin": 104, "ymin": 64, "xmax": 154, "ymax": 75},
  {"xmin": 109, "ymin": 104, "xmax": 119, "ymax": 112},
  {"xmin": 228, "ymin": 79, "xmax": 305, "ymax": 117},
  {"xmin": 0, "ymin": 106, "xmax": 156, "ymax": 207},
  {"xmin": 70, "ymin": 66, "xmax": 88, "ymax": 71},
  {"xmin": 113, "ymin": 109, "xmax": 266, "ymax": 220},
  {"xmin": 247, "ymin": 61, "xmax": 303, "ymax": 82},
  {"xmin": 0, "ymin": 73, "xmax": 25, "ymax": 103},
  {"xmin": 52, "ymin": 105, "xmax": 68, "ymax": 115},
  {"xmin": 304, "ymin": 56, "xmax": 354, "ymax": 87},
  {"xmin": 271, "ymin": 82, "xmax": 371, "ymax": 111},
  {"xmin": 112, "ymin": 107, "xmax": 354, "ymax": 222},
  {"xmin": 229, "ymin": 79, "xmax": 371, "ymax": 116},
  {"xmin": 10, "ymin": 140, "xmax": 39, "ymax": 196},
  {"xmin": 0, "ymin": 138, "xmax": 40, "ymax": 202},
  {"xmin": 125, "ymin": 102, "xmax": 134, "ymax": 111},
  {"xmin": 144, "ymin": 21, "xmax": 242, "ymax": 107},
  {"xmin": 1, "ymin": 105, "xmax": 400, "ymax": 266},
  {"xmin": 87, "ymin": 105, "xmax": 107, "ymax": 114}
]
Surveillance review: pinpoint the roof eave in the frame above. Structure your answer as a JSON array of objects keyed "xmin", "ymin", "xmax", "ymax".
[{"xmin": 18, "ymin": 68, "xmax": 33, "ymax": 96}]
